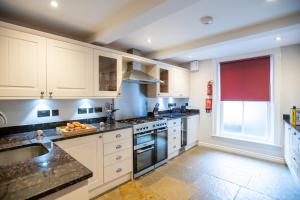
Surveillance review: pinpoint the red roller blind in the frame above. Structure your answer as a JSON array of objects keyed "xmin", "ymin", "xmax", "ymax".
[{"xmin": 220, "ymin": 56, "xmax": 270, "ymax": 101}]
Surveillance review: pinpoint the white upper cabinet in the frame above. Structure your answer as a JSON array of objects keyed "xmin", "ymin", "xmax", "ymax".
[
  {"xmin": 47, "ymin": 39, "xmax": 93, "ymax": 98},
  {"xmin": 0, "ymin": 27, "xmax": 46, "ymax": 98},
  {"xmin": 93, "ymin": 50, "xmax": 122, "ymax": 97},
  {"xmin": 170, "ymin": 67, "xmax": 190, "ymax": 98}
]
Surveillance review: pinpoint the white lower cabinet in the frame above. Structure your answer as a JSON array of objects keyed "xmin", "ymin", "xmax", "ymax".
[
  {"xmin": 55, "ymin": 134, "xmax": 103, "ymax": 191},
  {"xmin": 168, "ymin": 119, "xmax": 182, "ymax": 158},
  {"xmin": 55, "ymin": 128, "xmax": 133, "ymax": 199},
  {"xmin": 284, "ymin": 122, "xmax": 300, "ymax": 187},
  {"xmin": 186, "ymin": 115, "xmax": 199, "ymax": 147}
]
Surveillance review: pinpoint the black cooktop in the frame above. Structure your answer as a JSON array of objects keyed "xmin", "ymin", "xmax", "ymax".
[{"xmin": 117, "ymin": 116, "xmax": 164, "ymax": 125}]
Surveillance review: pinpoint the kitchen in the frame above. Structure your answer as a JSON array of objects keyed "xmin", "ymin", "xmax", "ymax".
[{"xmin": 0, "ymin": 0, "xmax": 300, "ymax": 200}]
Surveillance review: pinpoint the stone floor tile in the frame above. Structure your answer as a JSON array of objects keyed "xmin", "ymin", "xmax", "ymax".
[
  {"xmin": 192, "ymin": 173, "xmax": 240, "ymax": 200},
  {"xmin": 148, "ymin": 176, "xmax": 197, "ymax": 200},
  {"xmin": 235, "ymin": 187, "xmax": 276, "ymax": 200}
]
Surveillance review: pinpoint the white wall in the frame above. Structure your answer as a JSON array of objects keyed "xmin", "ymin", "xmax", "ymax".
[
  {"xmin": 280, "ymin": 44, "xmax": 300, "ymax": 114},
  {"xmin": 189, "ymin": 44, "xmax": 300, "ymax": 160}
]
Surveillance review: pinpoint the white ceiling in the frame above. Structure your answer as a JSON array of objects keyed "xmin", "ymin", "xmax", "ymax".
[
  {"xmin": 0, "ymin": 0, "xmax": 138, "ymax": 38},
  {"xmin": 110, "ymin": 0, "xmax": 300, "ymax": 52},
  {"xmin": 0, "ymin": 0, "xmax": 300, "ymax": 63},
  {"xmin": 171, "ymin": 24, "xmax": 300, "ymax": 63}
]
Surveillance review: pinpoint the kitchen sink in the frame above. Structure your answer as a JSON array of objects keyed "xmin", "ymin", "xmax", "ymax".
[{"xmin": 0, "ymin": 144, "xmax": 49, "ymax": 166}]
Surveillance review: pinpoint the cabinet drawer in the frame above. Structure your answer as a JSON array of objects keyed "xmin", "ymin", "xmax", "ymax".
[
  {"xmin": 104, "ymin": 138, "xmax": 132, "ymax": 155},
  {"xmin": 104, "ymin": 159, "xmax": 132, "ymax": 183},
  {"xmin": 104, "ymin": 148, "xmax": 132, "ymax": 167},
  {"xmin": 168, "ymin": 126, "xmax": 181, "ymax": 136},
  {"xmin": 168, "ymin": 132, "xmax": 181, "ymax": 144},
  {"xmin": 168, "ymin": 137, "xmax": 181, "ymax": 154},
  {"xmin": 168, "ymin": 118, "xmax": 181, "ymax": 128},
  {"xmin": 103, "ymin": 128, "xmax": 132, "ymax": 144}
]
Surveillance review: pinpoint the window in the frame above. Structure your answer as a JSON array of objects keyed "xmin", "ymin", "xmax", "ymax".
[{"xmin": 218, "ymin": 56, "xmax": 272, "ymax": 143}]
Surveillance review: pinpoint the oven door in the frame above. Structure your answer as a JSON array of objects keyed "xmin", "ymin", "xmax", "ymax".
[
  {"xmin": 155, "ymin": 127, "xmax": 168, "ymax": 167},
  {"xmin": 134, "ymin": 130, "xmax": 155, "ymax": 148},
  {"xmin": 133, "ymin": 143, "xmax": 155, "ymax": 178}
]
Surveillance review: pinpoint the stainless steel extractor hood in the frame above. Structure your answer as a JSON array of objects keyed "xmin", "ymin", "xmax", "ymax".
[{"xmin": 123, "ymin": 49, "xmax": 163, "ymax": 84}]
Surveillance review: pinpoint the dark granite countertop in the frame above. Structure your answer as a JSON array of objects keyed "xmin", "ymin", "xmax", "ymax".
[
  {"xmin": 0, "ymin": 122, "xmax": 132, "ymax": 200},
  {"xmin": 0, "ymin": 111, "xmax": 198, "ymax": 199},
  {"xmin": 283, "ymin": 115, "xmax": 300, "ymax": 133},
  {"xmin": 158, "ymin": 110, "xmax": 200, "ymax": 120}
]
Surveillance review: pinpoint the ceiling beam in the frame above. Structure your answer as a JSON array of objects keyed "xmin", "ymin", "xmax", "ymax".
[
  {"xmin": 146, "ymin": 12, "xmax": 300, "ymax": 60},
  {"xmin": 88, "ymin": 0, "xmax": 199, "ymax": 45}
]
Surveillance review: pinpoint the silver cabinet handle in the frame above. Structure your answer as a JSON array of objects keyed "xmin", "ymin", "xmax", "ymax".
[
  {"xmin": 116, "ymin": 155, "xmax": 122, "ymax": 160},
  {"xmin": 99, "ymin": 135, "xmax": 102, "ymax": 138},
  {"xmin": 173, "ymin": 145, "xmax": 176, "ymax": 148},
  {"xmin": 49, "ymin": 92, "xmax": 53, "ymax": 97},
  {"xmin": 173, "ymin": 136, "xmax": 176, "ymax": 139},
  {"xmin": 116, "ymin": 168, "xmax": 122, "ymax": 173},
  {"xmin": 115, "ymin": 134, "xmax": 122, "ymax": 138},
  {"xmin": 173, "ymin": 129, "xmax": 176, "ymax": 132},
  {"xmin": 116, "ymin": 145, "xmax": 122, "ymax": 149},
  {"xmin": 40, "ymin": 91, "xmax": 44, "ymax": 98}
]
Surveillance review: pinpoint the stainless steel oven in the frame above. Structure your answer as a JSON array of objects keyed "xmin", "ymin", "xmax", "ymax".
[
  {"xmin": 132, "ymin": 118, "xmax": 167, "ymax": 178},
  {"xmin": 133, "ymin": 130, "xmax": 156, "ymax": 178}
]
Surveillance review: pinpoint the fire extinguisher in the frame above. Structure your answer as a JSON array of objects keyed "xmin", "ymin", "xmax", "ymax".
[{"xmin": 205, "ymin": 80, "xmax": 213, "ymax": 113}]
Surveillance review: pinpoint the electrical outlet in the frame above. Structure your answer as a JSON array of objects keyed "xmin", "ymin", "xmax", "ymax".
[
  {"xmin": 78, "ymin": 108, "xmax": 87, "ymax": 114},
  {"xmin": 37, "ymin": 110, "xmax": 50, "ymax": 117},
  {"xmin": 95, "ymin": 107, "xmax": 102, "ymax": 113},
  {"xmin": 168, "ymin": 103, "xmax": 176, "ymax": 108},
  {"xmin": 52, "ymin": 109, "xmax": 59, "ymax": 116},
  {"xmin": 88, "ymin": 108, "xmax": 94, "ymax": 113}
]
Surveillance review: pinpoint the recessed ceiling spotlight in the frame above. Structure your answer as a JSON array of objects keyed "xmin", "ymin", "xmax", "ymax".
[
  {"xmin": 50, "ymin": 0, "xmax": 58, "ymax": 8},
  {"xmin": 266, "ymin": 0, "xmax": 276, "ymax": 2},
  {"xmin": 188, "ymin": 55, "xmax": 192, "ymax": 58},
  {"xmin": 147, "ymin": 38, "xmax": 152, "ymax": 43},
  {"xmin": 276, "ymin": 36, "xmax": 281, "ymax": 41},
  {"xmin": 200, "ymin": 16, "xmax": 213, "ymax": 25}
]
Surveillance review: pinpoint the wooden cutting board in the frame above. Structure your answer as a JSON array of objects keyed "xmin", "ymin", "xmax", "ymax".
[{"xmin": 57, "ymin": 124, "xmax": 97, "ymax": 136}]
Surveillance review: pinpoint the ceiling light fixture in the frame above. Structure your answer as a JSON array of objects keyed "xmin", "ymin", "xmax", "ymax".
[
  {"xmin": 50, "ymin": 0, "xmax": 58, "ymax": 8},
  {"xmin": 276, "ymin": 36, "xmax": 281, "ymax": 41},
  {"xmin": 147, "ymin": 38, "xmax": 152, "ymax": 43},
  {"xmin": 200, "ymin": 16, "xmax": 213, "ymax": 25},
  {"xmin": 188, "ymin": 55, "xmax": 192, "ymax": 58}
]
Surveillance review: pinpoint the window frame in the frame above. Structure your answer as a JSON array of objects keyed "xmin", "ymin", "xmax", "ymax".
[{"xmin": 215, "ymin": 55, "xmax": 275, "ymax": 145}]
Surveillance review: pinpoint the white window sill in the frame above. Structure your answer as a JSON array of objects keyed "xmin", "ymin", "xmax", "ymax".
[{"xmin": 212, "ymin": 134, "xmax": 281, "ymax": 147}]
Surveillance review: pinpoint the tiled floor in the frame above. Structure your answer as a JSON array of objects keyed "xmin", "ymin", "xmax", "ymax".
[{"xmin": 96, "ymin": 146, "xmax": 300, "ymax": 200}]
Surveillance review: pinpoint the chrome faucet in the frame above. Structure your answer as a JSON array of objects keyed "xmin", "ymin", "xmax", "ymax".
[{"xmin": 0, "ymin": 111, "xmax": 7, "ymax": 125}]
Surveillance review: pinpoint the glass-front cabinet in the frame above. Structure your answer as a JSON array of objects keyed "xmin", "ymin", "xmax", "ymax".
[
  {"xmin": 93, "ymin": 50, "xmax": 122, "ymax": 97},
  {"xmin": 158, "ymin": 66, "xmax": 170, "ymax": 96}
]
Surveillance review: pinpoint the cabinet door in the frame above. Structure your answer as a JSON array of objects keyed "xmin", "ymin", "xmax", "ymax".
[
  {"xmin": 0, "ymin": 27, "xmax": 46, "ymax": 97},
  {"xmin": 284, "ymin": 123, "xmax": 291, "ymax": 166},
  {"xmin": 47, "ymin": 39, "xmax": 93, "ymax": 97},
  {"xmin": 55, "ymin": 134, "xmax": 103, "ymax": 190},
  {"xmin": 170, "ymin": 67, "xmax": 189, "ymax": 98},
  {"xmin": 182, "ymin": 70, "xmax": 190, "ymax": 97},
  {"xmin": 93, "ymin": 50, "xmax": 122, "ymax": 97},
  {"xmin": 158, "ymin": 66, "xmax": 170, "ymax": 97},
  {"xmin": 187, "ymin": 115, "xmax": 199, "ymax": 145}
]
